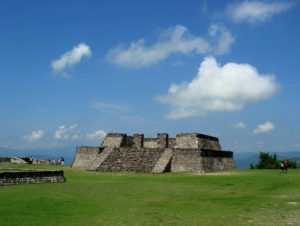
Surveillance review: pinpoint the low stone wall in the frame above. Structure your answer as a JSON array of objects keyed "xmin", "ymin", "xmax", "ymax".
[
  {"xmin": 0, "ymin": 169, "xmax": 66, "ymax": 186},
  {"xmin": 97, "ymin": 148, "xmax": 165, "ymax": 172},
  {"xmin": 171, "ymin": 149, "xmax": 235, "ymax": 173},
  {"xmin": 72, "ymin": 146, "xmax": 104, "ymax": 168}
]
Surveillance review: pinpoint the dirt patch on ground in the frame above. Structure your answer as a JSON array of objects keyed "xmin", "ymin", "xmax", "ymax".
[{"xmin": 197, "ymin": 171, "xmax": 241, "ymax": 176}]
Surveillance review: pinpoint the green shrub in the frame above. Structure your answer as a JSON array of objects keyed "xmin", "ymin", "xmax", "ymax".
[
  {"xmin": 286, "ymin": 159, "xmax": 298, "ymax": 169},
  {"xmin": 250, "ymin": 152, "xmax": 280, "ymax": 169},
  {"xmin": 249, "ymin": 152, "xmax": 299, "ymax": 169}
]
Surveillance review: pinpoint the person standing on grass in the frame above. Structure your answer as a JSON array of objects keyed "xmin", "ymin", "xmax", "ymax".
[
  {"xmin": 280, "ymin": 161, "xmax": 284, "ymax": 173},
  {"xmin": 284, "ymin": 160, "xmax": 288, "ymax": 173}
]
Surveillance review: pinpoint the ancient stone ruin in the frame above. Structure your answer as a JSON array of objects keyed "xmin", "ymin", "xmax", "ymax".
[
  {"xmin": 72, "ymin": 133, "xmax": 235, "ymax": 173},
  {"xmin": 0, "ymin": 169, "xmax": 66, "ymax": 186},
  {"xmin": 0, "ymin": 156, "xmax": 52, "ymax": 165}
]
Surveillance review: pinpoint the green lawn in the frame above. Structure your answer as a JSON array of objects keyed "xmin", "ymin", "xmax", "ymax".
[{"xmin": 1, "ymin": 164, "xmax": 300, "ymax": 225}]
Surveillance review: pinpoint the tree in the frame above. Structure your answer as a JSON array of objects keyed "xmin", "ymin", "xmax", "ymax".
[
  {"xmin": 285, "ymin": 159, "xmax": 298, "ymax": 169},
  {"xmin": 250, "ymin": 152, "xmax": 280, "ymax": 169}
]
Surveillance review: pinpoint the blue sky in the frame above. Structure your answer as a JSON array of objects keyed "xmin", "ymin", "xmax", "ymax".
[{"xmin": 1, "ymin": 0, "xmax": 300, "ymax": 154}]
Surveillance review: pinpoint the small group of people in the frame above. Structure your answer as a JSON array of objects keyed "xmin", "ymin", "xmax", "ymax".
[
  {"xmin": 50, "ymin": 157, "xmax": 64, "ymax": 166},
  {"xmin": 280, "ymin": 160, "xmax": 289, "ymax": 173}
]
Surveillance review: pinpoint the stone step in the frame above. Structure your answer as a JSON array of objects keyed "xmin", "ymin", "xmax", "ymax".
[
  {"xmin": 87, "ymin": 147, "xmax": 113, "ymax": 171},
  {"xmin": 151, "ymin": 148, "xmax": 173, "ymax": 173}
]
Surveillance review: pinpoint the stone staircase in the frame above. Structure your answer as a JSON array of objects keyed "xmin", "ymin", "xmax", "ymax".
[
  {"xmin": 151, "ymin": 148, "xmax": 173, "ymax": 173},
  {"xmin": 87, "ymin": 147, "xmax": 114, "ymax": 171}
]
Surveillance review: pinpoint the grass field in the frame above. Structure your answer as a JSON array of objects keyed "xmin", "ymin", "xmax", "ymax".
[{"xmin": 1, "ymin": 164, "xmax": 300, "ymax": 225}]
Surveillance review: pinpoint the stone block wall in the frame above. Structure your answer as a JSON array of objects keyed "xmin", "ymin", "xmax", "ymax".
[
  {"xmin": 133, "ymin": 134, "xmax": 144, "ymax": 148},
  {"xmin": 171, "ymin": 149, "xmax": 204, "ymax": 173},
  {"xmin": 97, "ymin": 148, "xmax": 165, "ymax": 172},
  {"xmin": 175, "ymin": 133, "xmax": 222, "ymax": 150},
  {"xmin": 72, "ymin": 146, "xmax": 104, "ymax": 168},
  {"xmin": 101, "ymin": 133, "xmax": 127, "ymax": 148},
  {"xmin": 171, "ymin": 149, "xmax": 235, "ymax": 173},
  {"xmin": 175, "ymin": 133, "xmax": 201, "ymax": 149},
  {"xmin": 144, "ymin": 138, "xmax": 158, "ymax": 148},
  {"xmin": 168, "ymin": 138, "xmax": 176, "ymax": 148},
  {"xmin": 198, "ymin": 135, "xmax": 222, "ymax": 150},
  {"xmin": 0, "ymin": 170, "xmax": 66, "ymax": 186},
  {"xmin": 157, "ymin": 133, "xmax": 168, "ymax": 148}
]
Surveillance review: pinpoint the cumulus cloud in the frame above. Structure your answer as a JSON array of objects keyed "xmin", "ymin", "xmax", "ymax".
[
  {"xmin": 54, "ymin": 124, "xmax": 78, "ymax": 140},
  {"xmin": 233, "ymin": 122, "xmax": 247, "ymax": 129},
  {"xmin": 155, "ymin": 57, "xmax": 280, "ymax": 119},
  {"xmin": 51, "ymin": 43, "xmax": 92, "ymax": 73},
  {"xmin": 86, "ymin": 130, "xmax": 106, "ymax": 140},
  {"xmin": 253, "ymin": 121, "xmax": 275, "ymax": 134},
  {"xmin": 106, "ymin": 24, "xmax": 234, "ymax": 68},
  {"xmin": 226, "ymin": 1, "xmax": 294, "ymax": 23},
  {"xmin": 24, "ymin": 130, "xmax": 44, "ymax": 142}
]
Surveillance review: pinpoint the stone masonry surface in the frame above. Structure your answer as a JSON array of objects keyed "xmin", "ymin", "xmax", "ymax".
[
  {"xmin": 72, "ymin": 146, "xmax": 104, "ymax": 168},
  {"xmin": 171, "ymin": 149, "xmax": 234, "ymax": 173},
  {"xmin": 0, "ymin": 169, "xmax": 66, "ymax": 186},
  {"xmin": 97, "ymin": 148, "xmax": 165, "ymax": 172},
  {"xmin": 72, "ymin": 132, "xmax": 236, "ymax": 173}
]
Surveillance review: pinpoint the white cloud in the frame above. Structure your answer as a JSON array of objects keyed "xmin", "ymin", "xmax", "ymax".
[
  {"xmin": 54, "ymin": 124, "xmax": 78, "ymax": 140},
  {"xmin": 233, "ymin": 122, "xmax": 247, "ymax": 129},
  {"xmin": 86, "ymin": 130, "xmax": 106, "ymax": 140},
  {"xmin": 209, "ymin": 24, "xmax": 235, "ymax": 55},
  {"xmin": 69, "ymin": 124, "xmax": 78, "ymax": 130},
  {"xmin": 51, "ymin": 43, "xmax": 92, "ymax": 73},
  {"xmin": 54, "ymin": 125, "xmax": 69, "ymax": 140},
  {"xmin": 24, "ymin": 130, "xmax": 44, "ymax": 142},
  {"xmin": 106, "ymin": 24, "xmax": 234, "ymax": 68},
  {"xmin": 155, "ymin": 57, "xmax": 280, "ymax": 119},
  {"xmin": 253, "ymin": 121, "xmax": 275, "ymax": 134},
  {"xmin": 226, "ymin": 1, "xmax": 294, "ymax": 23}
]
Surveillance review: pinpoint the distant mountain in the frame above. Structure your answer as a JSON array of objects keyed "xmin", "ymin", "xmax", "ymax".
[
  {"xmin": 0, "ymin": 147, "xmax": 76, "ymax": 165},
  {"xmin": 234, "ymin": 151, "xmax": 300, "ymax": 169}
]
